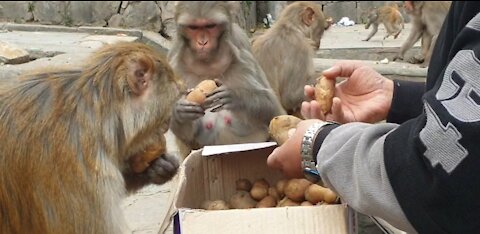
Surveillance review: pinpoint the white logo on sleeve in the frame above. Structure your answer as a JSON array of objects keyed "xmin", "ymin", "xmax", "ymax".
[{"xmin": 421, "ymin": 50, "xmax": 480, "ymax": 173}]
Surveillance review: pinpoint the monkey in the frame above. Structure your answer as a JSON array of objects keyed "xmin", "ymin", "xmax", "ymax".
[
  {"xmin": 0, "ymin": 41, "xmax": 182, "ymax": 234},
  {"xmin": 393, "ymin": 1, "xmax": 451, "ymax": 68},
  {"xmin": 251, "ymin": 1, "xmax": 327, "ymax": 117},
  {"xmin": 363, "ymin": 3, "xmax": 405, "ymax": 41},
  {"xmin": 168, "ymin": 1, "xmax": 285, "ymax": 150}
]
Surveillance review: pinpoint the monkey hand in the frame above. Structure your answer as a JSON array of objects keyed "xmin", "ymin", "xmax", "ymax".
[
  {"xmin": 146, "ymin": 153, "xmax": 180, "ymax": 185},
  {"xmin": 203, "ymin": 85, "xmax": 235, "ymax": 112},
  {"xmin": 173, "ymin": 97, "xmax": 205, "ymax": 123}
]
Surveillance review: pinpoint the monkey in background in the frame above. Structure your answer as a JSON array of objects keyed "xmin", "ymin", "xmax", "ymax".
[
  {"xmin": 363, "ymin": 3, "xmax": 405, "ymax": 41},
  {"xmin": 168, "ymin": 1, "xmax": 285, "ymax": 150},
  {"xmin": 393, "ymin": 1, "xmax": 451, "ymax": 68},
  {"xmin": 252, "ymin": 1, "xmax": 327, "ymax": 117},
  {"xmin": 0, "ymin": 42, "xmax": 181, "ymax": 234}
]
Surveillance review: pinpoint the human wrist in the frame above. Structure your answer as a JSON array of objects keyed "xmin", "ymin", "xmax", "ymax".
[{"xmin": 301, "ymin": 121, "xmax": 339, "ymax": 182}]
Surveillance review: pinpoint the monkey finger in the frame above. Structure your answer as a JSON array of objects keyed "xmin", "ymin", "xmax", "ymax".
[
  {"xmin": 177, "ymin": 104, "xmax": 205, "ymax": 114},
  {"xmin": 177, "ymin": 112, "xmax": 205, "ymax": 121}
]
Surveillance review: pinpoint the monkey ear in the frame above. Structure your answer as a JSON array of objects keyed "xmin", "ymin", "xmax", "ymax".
[
  {"xmin": 302, "ymin": 7, "xmax": 315, "ymax": 26},
  {"xmin": 127, "ymin": 59, "xmax": 153, "ymax": 96}
]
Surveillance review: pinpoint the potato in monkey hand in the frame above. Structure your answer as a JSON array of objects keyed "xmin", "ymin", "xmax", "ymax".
[
  {"xmin": 186, "ymin": 79, "xmax": 220, "ymax": 105},
  {"xmin": 130, "ymin": 142, "xmax": 166, "ymax": 173},
  {"xmin": 269, "ymin": 115, "xmax": 302, "ymax": 145}
]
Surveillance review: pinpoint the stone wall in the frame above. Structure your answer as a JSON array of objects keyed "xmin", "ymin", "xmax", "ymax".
[
  {"xmin": 0, "ymin": 1, "xmax": 257, "ymax": 39},
  {"xmin": 0, "ymin": 1, "xmax": 409, "ymax": 39}
]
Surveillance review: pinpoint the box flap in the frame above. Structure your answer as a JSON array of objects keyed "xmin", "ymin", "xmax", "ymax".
[{"xmin": 202, "ymin": 142, "xmax": 277, "ymax": 156}]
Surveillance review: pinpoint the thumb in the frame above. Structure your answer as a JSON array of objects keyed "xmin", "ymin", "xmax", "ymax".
[{"xmin": 267, "ymin": 148, "xmax": 282, "ymax": 169}]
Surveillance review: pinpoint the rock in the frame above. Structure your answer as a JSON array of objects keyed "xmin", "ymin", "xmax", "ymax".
[
  {"xmin": 32, "ymin": 1, "xmax": 67, "ymax": 25},
  {"xmin": 69, "ymin": 1, "xmax": 120, "ymax": 27},
  {"xmin": 157, "ymin": 1, "xmax": 176, "ymax": 38},
  {"xmin": 108, "ymin": 14, "xmax": 124, "ymax": 28},
  {"xmin": 0, "ymin": 1, "xmax": 33, "ymax": 23},
  {"xmin": 122, "ymin": 1, "xmax": 162, "ymax": 32},
  {"xmin": 0, "ymin": 41, "xmax": 30, "ymax": 64}
]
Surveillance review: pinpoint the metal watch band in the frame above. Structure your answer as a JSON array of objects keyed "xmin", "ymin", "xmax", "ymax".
[{"xmin": 301, "ymin": 122, "xmax": 333, "ymax": 182}]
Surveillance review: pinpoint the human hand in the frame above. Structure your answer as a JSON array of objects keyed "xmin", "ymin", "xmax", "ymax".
[
  {"xmin": 267, "ymin": 119, "xmax": 324, "ymax": 178},
  {"xmin": 301, "ymin": 61, "xmax": 394, "ymax": 124}
]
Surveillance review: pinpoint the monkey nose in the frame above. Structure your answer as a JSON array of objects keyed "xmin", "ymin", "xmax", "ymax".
[{"xmin": 197, "ymin": 40, "xmax": 208, "ymax": 46}]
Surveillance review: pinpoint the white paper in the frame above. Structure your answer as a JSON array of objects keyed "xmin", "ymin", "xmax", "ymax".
[{"xmin": 202, "ymin": 142, "xmax": 277, "ymax": 156}]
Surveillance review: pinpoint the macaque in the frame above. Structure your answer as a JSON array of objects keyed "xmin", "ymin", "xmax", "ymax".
[
  {"xmin": 0, "ymin": 42, "xmax": 182, "ymax": 233},
  {"xmin": 252, "ymin": 1, "xmax": 327, "ymax": 116},
  {"xmin": 363, "ymin": 3, "xmax": 405, "ymax": 41},
  {"xmin": 393, "ymin": 1, "xmax": 451, "ymax": 68},
  {"xmin": 168, "ymin": 1, "xmax": 285, "ymax": 150}
]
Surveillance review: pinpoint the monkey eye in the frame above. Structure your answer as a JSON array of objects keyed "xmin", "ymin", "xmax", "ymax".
[
  {"xmin": 187, "ymin": 25, "xmax": 200, "ymax": 30},
  {"xmin": 205, "ymin": 24, "xmax": 217, "ymax": 29}
]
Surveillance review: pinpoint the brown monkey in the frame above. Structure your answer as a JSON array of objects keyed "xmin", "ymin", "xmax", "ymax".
[
  {"xmin": 363, "ymin": 3, "xmax": 405, "ymax": 41},
  {"xmin": 251, "ymin": 1, "xmax": 326, "ymax": 116},
  {"xmin": 393, "ymin": 1, "xmax": 451, "ymax": 67},
  {"xmin": 0, "ymin": 42, "xmax": 182, "ymax": 234},
  {"xmin": 168, "ymin": 1, "xmax": 285, "ymax": 150}
]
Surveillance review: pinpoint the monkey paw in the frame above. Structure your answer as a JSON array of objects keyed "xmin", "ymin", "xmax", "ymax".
[
  {"xmin": 392, "ymin": 54, "xmax": 403, "ymax": 61},
  {"xmin": 146, "ymin": 153, "xmax": 180, "ymax": 185}
]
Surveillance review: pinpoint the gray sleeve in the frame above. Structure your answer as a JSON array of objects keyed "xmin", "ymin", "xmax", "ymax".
[{"xmin": 316, "ymin": 122, "xmax": 417, "ymax": 233}]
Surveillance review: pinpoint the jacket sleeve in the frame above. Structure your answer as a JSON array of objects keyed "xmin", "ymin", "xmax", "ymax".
[{"xmin": 314, "ymin": 6, "xmax": 480, "ymax": 233}]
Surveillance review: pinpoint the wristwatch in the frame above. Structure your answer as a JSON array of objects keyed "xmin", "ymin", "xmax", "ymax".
[{"xmin": 301, "ymin": 122, "xmax": 334, "ymax": 183}]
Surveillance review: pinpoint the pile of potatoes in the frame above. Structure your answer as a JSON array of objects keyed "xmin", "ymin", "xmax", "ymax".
[{"xmin": 200, "ymin": 178, "xmax": 339, "ymax": 210}]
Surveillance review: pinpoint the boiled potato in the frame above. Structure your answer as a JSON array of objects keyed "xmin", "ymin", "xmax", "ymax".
[
  {"xmin": 229, "ymin": 191, "xmax": 257, "ymax": 209},
  {"xmin": 202, "ymin": 200, "xmax": 230, "ymax": 210},
  {"xmin": 186, "ymin": 79, "xmax": 219, "ymax": 104},
  {"xmin": 256, "ymin": 195, "xmax": 277, "ymax": 208},
  {"xmin": 235, "ymin": 178, "xmax": 253, "ymax": 192},
  {"xmin": 314, "ymin": 76, "xmax": 335, "ymax": 114},
  {"xmin": 284, "ymin": 178, "xmax": 312, "ymax": 202},
  {"xmin": 269, "ymin": 115, "xmax": 302, "ymax": 145}
]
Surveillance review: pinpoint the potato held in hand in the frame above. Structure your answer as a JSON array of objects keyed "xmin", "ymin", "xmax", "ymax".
[
  {"xmin": 269, "ymin": 115, "xmax": 302, "ymax": 145},
  {"xmin": 314, "ymin": 76, "xmax": 335, "ymax": 114},
  {"xmin": 130, "ymin": 141, "xmax": 166, "ymax": 173},
  {"xmin": 186, "ymin": 79, "xmax": 219, "ymax": 105}
]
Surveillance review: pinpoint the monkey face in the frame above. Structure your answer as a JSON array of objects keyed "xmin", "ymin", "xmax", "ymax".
[{"xmin": 182, "ymin": 20, "xmax": 226, "ymax": 60}]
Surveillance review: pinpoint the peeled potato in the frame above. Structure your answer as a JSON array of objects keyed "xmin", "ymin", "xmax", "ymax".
[
  {"xmin": 323, "ymin": 188, "xmax": 339, "ymax": 204},
  {"xmin": 314, "ymin": 76, "xmax": 335, "ymax": 114},
  {"xmin": 256, "ymin": 195, "xmax": 277, "ymax": 208},
  {"xmin": 284, "ymin": 178, "xmax": 312, "ymax": 202},
  {"xmin": 229, "ymin": 191, "xmax": 257, "ymax": 209},
  {"xmin": 130, "ymin": 142, "xmax": 166, "ymax": 173},
  {"xmin": 253, "ymin": 178, "xmax": 270, "ymax": 188},
  {"xmin": 186, "ymin": 79, "xmax": 219, "ymax": 104},
  {"xmin": 277, "ymin": 197, "xmax": 300, "ymax": 207},
  {"xmin": 250, "ymin": 184, "xmax": 268, "ymax": 201},
  {"xmin": 301, "ymin": 201, "xmax": 314, "ymax": 206},
  {"xmin": 304, "ymin": 184, "xmax": 325, "ymax": 204},
  {"xmin": 235, "ymin": 178, "xmax": 253, "ymax": 191},
  {"xmin": 268, "ymin": 187, "xmax": 280, "ymax": 201},
  {"xmin": 269, "ymin": 115, "xmax": 302, "ymax": 145},
  {"xmin": 275, "ymin": 179, "xmax": 288, "ymax": 198}
]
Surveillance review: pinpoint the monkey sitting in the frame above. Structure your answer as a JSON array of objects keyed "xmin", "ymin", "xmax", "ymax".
[{"xmin": 0, "ymin": 42, "xmax": 182, "ymax": 233}]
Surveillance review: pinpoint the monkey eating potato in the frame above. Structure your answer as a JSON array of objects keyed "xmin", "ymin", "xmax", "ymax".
[{"xmin": 0, "ymin": 42, "xmax": 182, "ymax": 233}]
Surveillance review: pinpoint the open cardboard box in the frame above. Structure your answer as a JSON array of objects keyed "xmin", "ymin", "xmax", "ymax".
[{"xmin": 170, "ymin": 142, "xmax": 358, "ymax": 234}]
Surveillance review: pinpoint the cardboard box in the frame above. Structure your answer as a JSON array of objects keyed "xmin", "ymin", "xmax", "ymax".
[{"xmin": 172, "ymin": 142, "xmax": 357, "ymax": 234}]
